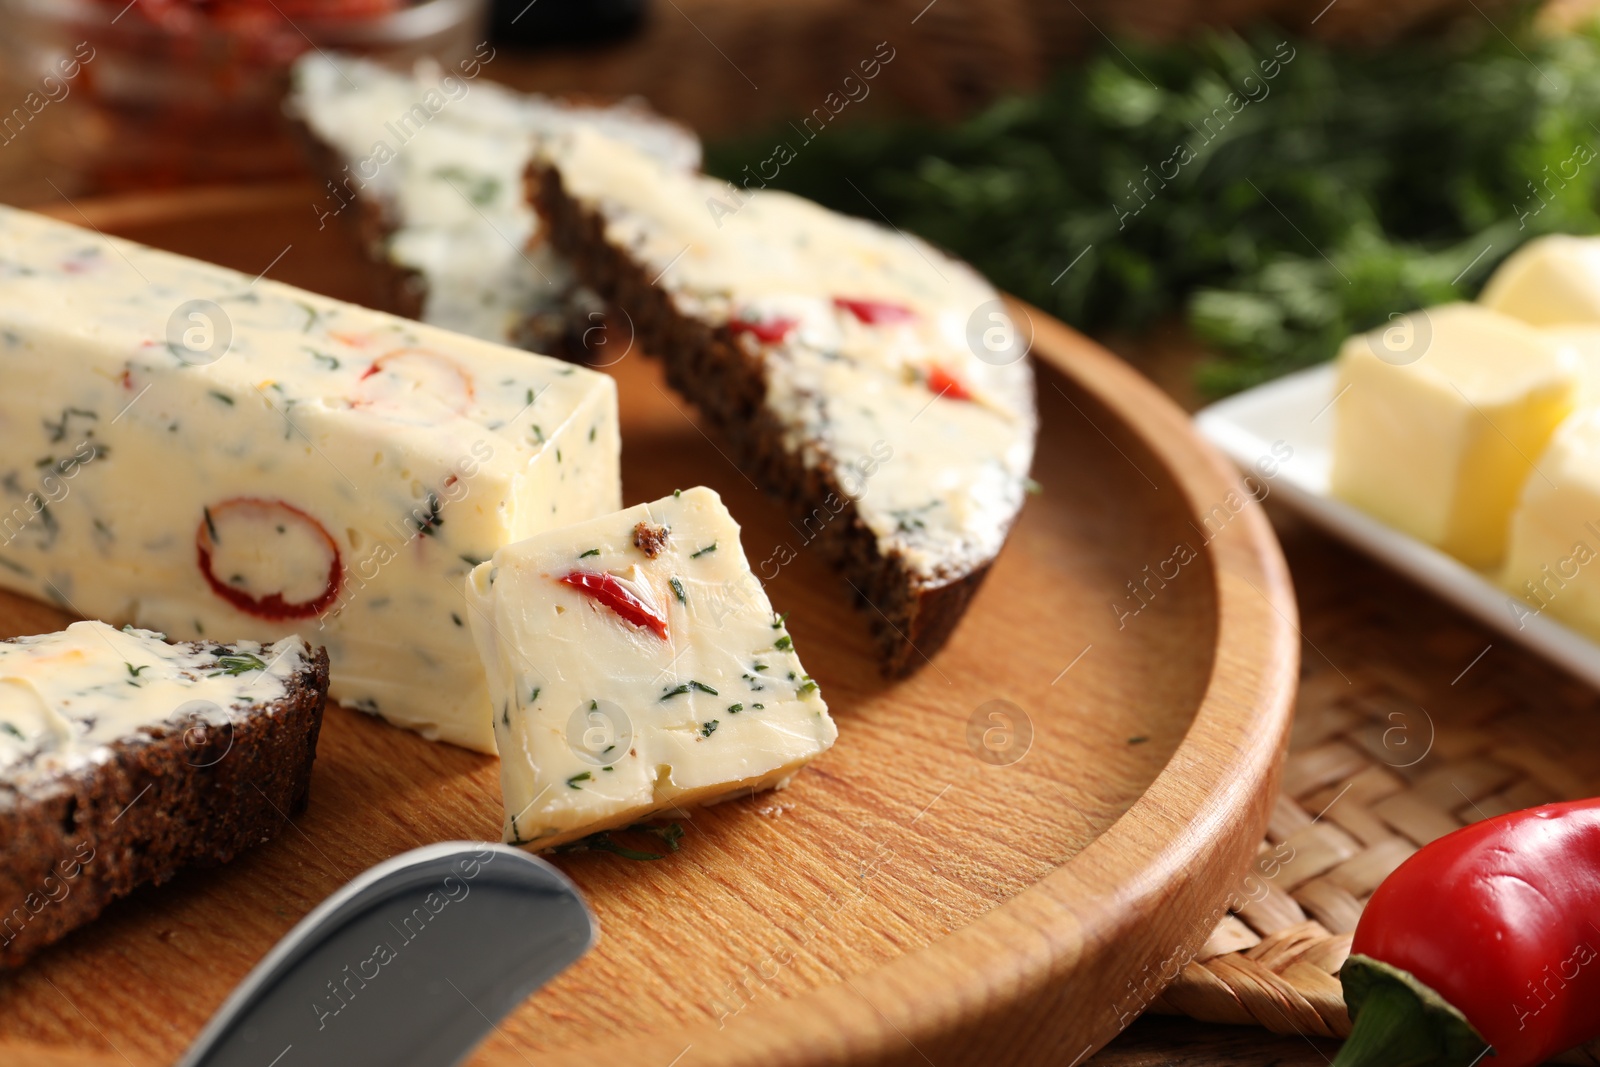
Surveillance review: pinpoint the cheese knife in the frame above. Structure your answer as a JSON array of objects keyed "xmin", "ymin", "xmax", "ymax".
[{"xmin": 177, "ymin": 842, "xmax": 596, "ymax": 1067}]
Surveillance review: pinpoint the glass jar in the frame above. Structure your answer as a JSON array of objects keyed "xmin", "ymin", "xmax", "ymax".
[{"xmin": 0, "ymin": 0, "xmax": 489, "ymax": 192}]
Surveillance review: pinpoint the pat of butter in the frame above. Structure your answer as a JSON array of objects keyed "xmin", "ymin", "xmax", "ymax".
[
  {"xmin": 1544, "ymin": 326, "xmax": 1600, "ymax": 407},
  {"xmin": 0, "ymin": 205, "xmax": 621, "ymax": 753},
  {"xmin": 1329, "ymin": 302, "xmax": 1577, "ymax": 568},
  {"xmin": 1481, "ymin": 235, "xmax": 1600, "ymax": 326},
  {"xmin": 1504, "ymin": 411, "xmax": 1600, "ymax": 640},
  {"xmin": 466, "ymin": 486, "xmax": 836, "ymax": 849}
]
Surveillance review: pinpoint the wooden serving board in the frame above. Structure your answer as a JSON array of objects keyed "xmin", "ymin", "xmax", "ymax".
[{"xmin": 0, "ymin": 185, "xmax": 1298, "ymax": 1067}]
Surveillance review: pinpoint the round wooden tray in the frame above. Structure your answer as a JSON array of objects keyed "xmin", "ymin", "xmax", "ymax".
[{"xmin": 0, "ymin": 185, "xmax": 1298, "ymax": 1067}]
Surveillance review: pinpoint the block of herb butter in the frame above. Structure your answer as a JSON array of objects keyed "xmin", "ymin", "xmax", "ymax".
[
  {"xmin": 1329, "ymin": 302, "xmax": 1577, "ymax": 569},
  {"xmin": 465, "ymin": 486, "xmax": 836, "ymax": 848},
  {"xmin": 0, "ymin": 205, "xmax": 619, "ymax": 752},
  {"xmin": 1503, "ymin": 410, "xmax": 1600, "ymax": 639},
  {"xmin": 1481, "ymin": 235, "xmax": 1600, "ymax": 326}
]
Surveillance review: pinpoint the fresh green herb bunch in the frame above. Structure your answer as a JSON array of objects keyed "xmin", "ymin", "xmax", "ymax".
[{"xmin": 706, "ymin": 14, "xmax": 1600, "ymax": 394}]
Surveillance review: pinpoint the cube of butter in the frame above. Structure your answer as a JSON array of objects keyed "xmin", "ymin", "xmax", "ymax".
[
  {"xmin": 1329, "ymin": 303, "xmax": 1576, "ymax": 568},
  {"xmin": 466, "ymin": 487, "xmax": 837, "ymax": 848},
  {"xmin": 0, "ymin": 205, "xmax": 620, "ymax": 752},
  {"xmin": 1504, "ymin": 411, "xmax": 1600, "ymax": 639},
  {"xmin": 1481, "ymin": 235, "xmax": 1600, "ymax": 326},
  {"xmin": 1545, "ymin": 326, "xmax": 1600, "ymax": 407}
]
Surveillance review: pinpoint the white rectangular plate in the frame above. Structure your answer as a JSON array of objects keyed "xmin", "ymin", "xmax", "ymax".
[{"xmin": 1195, "ymin": 364, "xmax": 1600, "ymax": 687}]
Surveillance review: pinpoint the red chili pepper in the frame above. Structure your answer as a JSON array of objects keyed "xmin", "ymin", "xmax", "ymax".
[
  {"xmin": 832, "ymin": 297, "xmax": 917, "ymax": 325},
  {"xmin": 357, "ymin": 349, "xmax": 475, "ymax": 393},
  {"xmin": 330, "ymin": 330, "xmax": 377, "ymax": 349},
  {"xmin": 727, "ymin": 316, "xmax": 798, "ymax": 344},
  {"xmin": 1337, "ymin": 798, "xmax": 1600, "ymax": 1067},
  {"xmin": 926, "ymin": 366, "xmax": 973, "ymax": 402},
  {"xmin": 559, "ymin": 571, "xmax": 668, "ymax": 639},
  {"xmin": 196, "ymin": 498, "xmax": 342, "ymax": 621},
  {"xmin": 354, "ymin": 349, "xmax": 477, "ymax": 414}
]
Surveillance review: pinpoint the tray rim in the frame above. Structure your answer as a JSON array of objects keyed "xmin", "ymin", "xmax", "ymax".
[
  {"xmin": 9, "ymin": 187, "xmax": 1301, "ymax": 1067},
  {"xmin": 633, "ymin": 302, "xmax": 1303, "ymax": 1067}
]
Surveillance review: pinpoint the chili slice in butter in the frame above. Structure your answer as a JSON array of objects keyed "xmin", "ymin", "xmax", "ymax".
[{"xmin": 559, "ymin": 570, "xmax": 669, "ymax": 639}]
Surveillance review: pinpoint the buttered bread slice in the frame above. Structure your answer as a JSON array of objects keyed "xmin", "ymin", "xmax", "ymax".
[
  {"xmin": 289, "ymin": 52, "xmax": 702, "ymax": 352},
  {"xmin": 531, "ymin": 128, "xmax": 1036, "ymax": 675},
  {"xmin": 0, "ymin": 621, "xmax": 328, "ymax": 969},
  {"xmin": 0, "ymin": 205, "xmax": 620, "ymax": 751},
  {"xmin": 466, "ymin": 487, "xmax": 836, "ymax": 849}
]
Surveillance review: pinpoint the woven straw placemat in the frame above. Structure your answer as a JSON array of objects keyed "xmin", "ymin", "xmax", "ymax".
[{"xmin": 1151, "ymin": 510, "xmax": 1600, "ymax": 1061}]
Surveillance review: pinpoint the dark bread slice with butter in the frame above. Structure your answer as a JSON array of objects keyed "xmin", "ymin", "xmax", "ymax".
[
  {"xmin": 287, "ymin": 52, "xmax": 701, "ymax": 355},
  {"xmin": 529, "ymin": 130, "xmax": 1037, "ymax": 674},
  {"xmin": 0, "ymin": 621, "xmax": 328, "ymax": 969}
]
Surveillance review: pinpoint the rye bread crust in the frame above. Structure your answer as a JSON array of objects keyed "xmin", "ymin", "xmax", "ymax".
[
  {"xmin": 0, "ymin": 646, "xmax": 330, "ymax": 970},
  {"xmin": 293, "ymin": 120, "xmax": 431, "ymax": 322},
  {"xmin": 293, "ymin": 116, "xmax": 623, "ymax": 361},
  {"xmin": 531, "ymin": 164, "xmax": 997, "ymax": 675}
]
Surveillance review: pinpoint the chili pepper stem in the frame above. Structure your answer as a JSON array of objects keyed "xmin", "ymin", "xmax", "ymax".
[
  {"xmin": 1334, "ymin": 982, "xmax": 1452, "ymax": 1067},
  {"xmin": 1335, "ymin": 955, "xmax": 1491, "ymax": 1067}
]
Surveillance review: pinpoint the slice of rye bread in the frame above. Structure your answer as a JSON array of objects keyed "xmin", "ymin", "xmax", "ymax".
[
  {"xmin": 291, "ymin": 115, "xmax": 430, "ymax": 320},
  {"xmin": 529, "ymin": 143, "xmax": 1037, "ymax": 674},
  {"xmin": 287, "ymin": 52, "xmax": 701, "ymax": 357},
  {"xmin": 0, "ymin": 623, "xmax": 329, "ymax": 969}
]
